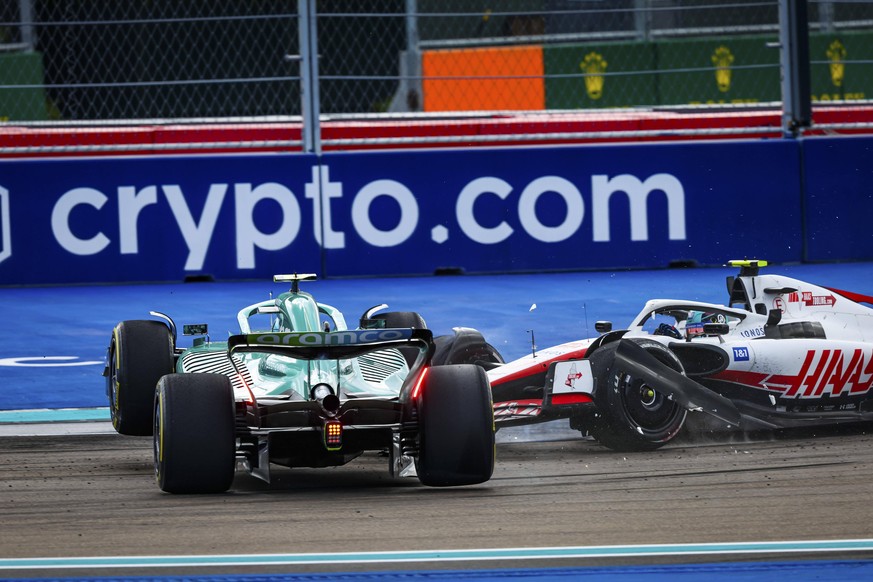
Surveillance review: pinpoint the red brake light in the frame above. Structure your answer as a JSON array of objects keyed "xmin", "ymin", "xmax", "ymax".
[
  {"xmin": 411, "ymin": 367, "xmax": 429, "ymax": 400},
  {"xmin": 237, "ymin": 373, "xmax": 256, "ymax": 404}
]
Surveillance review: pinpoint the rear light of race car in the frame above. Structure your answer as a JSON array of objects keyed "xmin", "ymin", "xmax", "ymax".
[
  {"xmin": 411, "ymin": 366, "xmax": 429, "ymax": 399},
  {"xmin": 323, "ymin": 419, "xmax": 343, "ymax": 451},
  {"xmin": 237, "ymin": 373, "xmax": 256, "ymax": 404}
]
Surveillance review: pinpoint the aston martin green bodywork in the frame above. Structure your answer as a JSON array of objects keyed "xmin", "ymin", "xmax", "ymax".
[{"xmin": 106, "ymin": 273, "xmax": 496, "ymax": 493}]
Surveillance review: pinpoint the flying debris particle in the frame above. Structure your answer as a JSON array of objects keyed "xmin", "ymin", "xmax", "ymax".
[
  {"xmin": 635, "ymin": 426, "xmax": 643, "ymax": 434},
  {"xmin": 529, "ymin": 303, "xmax": 537, "ymax": 312}
]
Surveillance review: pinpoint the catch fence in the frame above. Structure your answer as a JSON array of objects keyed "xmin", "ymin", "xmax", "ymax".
[{"xmin": 1, "ymin": 0, "xmax": 872, "ymax": 152}]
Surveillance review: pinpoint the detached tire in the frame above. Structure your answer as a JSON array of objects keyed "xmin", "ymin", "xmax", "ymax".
[
  {"xmin": 586, "ymin": 339, "xmax": 687, "ymax": 452},
  {"xmin": 154, "ymin": 373, "xmax": 236, "ymax": 494},
  {"xmin": 416, "ymin": 365, "xmax": 495, "ymax": 486},
  {"xmin": 107, "ymin": 320, "xmax": 174, "ymax": 436}
]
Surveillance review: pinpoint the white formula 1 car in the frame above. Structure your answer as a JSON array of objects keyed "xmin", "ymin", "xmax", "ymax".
[{"xmin": 439, "ymin": 260, "xmax": 873, "ymax": 451}]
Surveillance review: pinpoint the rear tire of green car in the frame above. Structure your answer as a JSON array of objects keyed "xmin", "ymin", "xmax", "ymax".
[
  {"xmin": 107, "ymin": 320, "xmax": 174, "ymax": 436},
  {"xmin": 415, "ymin": 365, "xmax": 495, "ymax": 487},
  {"xmin": 154, "ymin": 373, "xmax": 236, "ymax": 494}
]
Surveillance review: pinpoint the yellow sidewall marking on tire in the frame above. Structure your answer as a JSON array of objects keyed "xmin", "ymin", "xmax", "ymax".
[
  {"xmin": 111, "ymin": 327, "xmax": 122, "ymax": 428},
  {"xmin": 157, "ymin": 390, "xmax": 164, "ymax": 463}
]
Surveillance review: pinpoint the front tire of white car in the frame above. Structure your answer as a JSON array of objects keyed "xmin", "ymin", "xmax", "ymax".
[
  {"xmin": 372, "ymin": 311, "xmax": 428, "ymax": 367},
  {"xmin": 586, "ymin": 339, "xmax": 687, "ymax": 452}
]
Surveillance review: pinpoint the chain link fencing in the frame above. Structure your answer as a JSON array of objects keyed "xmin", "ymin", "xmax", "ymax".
[
  {"xmin": 1, "ymin": 0, "xmax": 872, "ymax": 150},
  {"xmin": 1, "ymin": 1, "xmax": 300, "ymax": 121}
]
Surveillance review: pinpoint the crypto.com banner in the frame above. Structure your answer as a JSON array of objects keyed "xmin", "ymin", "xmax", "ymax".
[{"xmin": 0, "ymin": 140, "xmax": 803, "ymax": 285}]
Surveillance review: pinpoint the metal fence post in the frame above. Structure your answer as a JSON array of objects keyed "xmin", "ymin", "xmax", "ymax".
[
  {"xmin": 779, "ymin": 0, "xmax": 811, "ymax": 136},
  {"xmin": 298, "ymin": 0, "xmax": 321, "ymax": 153},
  {"xmin": 18, "ymin": 0, "xmax": 35, "ymax": 50},
  {"xmin": 404, "ymin": 0, "xmax": 422, "ymax": 111},
  {"xmin": 634, "ymin": 0, "xmax": 651, "ymax": 42},
  {"xmin": 388, "ymin": 0, "xmax": 421, "ymax": 113}
]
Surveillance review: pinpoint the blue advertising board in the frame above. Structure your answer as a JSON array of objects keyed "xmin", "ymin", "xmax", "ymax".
[
  {"xmin": 0, "ymin": 139, "xmax": 806, "ymax": 285},
  {"xmin": 320, "ymin": 141, "xmax": 803, "ymax": 276},
  {"xmin": 0, "ymin": 154, "xmax": 321, "ymax": 285},
  {"xmin": 802, "ymin": 135, "xmax": 873, "ymax": 262}
]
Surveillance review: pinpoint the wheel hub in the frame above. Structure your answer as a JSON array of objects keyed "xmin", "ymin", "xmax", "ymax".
[{"xmin": 639, "ymin": 384, "xmax": 657, "ymax": 407}]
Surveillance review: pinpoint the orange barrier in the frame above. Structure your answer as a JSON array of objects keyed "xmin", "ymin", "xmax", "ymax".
[{"xmin": 422, "ymin": 45, "xmax": 545, "ymax": 111}]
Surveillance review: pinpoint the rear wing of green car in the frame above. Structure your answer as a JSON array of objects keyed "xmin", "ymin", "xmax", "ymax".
[{"xmin": 227, "ymin": 328, "xmax": 434, "ymax": 362}]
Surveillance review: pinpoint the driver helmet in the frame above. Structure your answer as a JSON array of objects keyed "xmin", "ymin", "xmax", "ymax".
[
  {"xmin": 653, "ymin": 322, "xmax": 682, "ymax": 339},
  {"xmin": 685, "ymin": 311, "xmax": 725, "ymax": 338}
]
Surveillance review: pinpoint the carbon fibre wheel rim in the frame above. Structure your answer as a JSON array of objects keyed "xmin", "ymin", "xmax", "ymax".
[{"xmin": 618, "ymin": 374, "xmax": 682, "ymax": 432}]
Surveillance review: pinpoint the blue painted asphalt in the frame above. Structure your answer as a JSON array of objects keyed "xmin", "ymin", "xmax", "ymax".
[
  {"xmin": 3, "ymin": 263, "xmax": 873, "ymax": 581},
  {"xmin": 2, "ymin": 261, "xmax": 873, "ymax": 412},
  {"xmin": 3, "ymin": 560, "xmax": 873, "ymax": 582},
  {"xmin": 4, "ymin": 540, "xmax": 873, "ymax": 569}
]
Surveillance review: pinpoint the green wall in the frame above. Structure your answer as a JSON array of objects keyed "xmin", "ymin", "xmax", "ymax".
[
  {"xmin": 543, "ymin": 31, "xmax": 873, "ymax": 109},
  {"xmin": 0, "ymin": 52, "xmax": 47, "ymax": 121},
  {"xmin": 545, "ymin": 42, "xmax": 657, "ymax": 108}
]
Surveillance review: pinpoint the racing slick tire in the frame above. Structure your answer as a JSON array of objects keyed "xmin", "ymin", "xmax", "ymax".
[
  {"xmin": 585, "ymin": 339, "xmax": 687, "ymax": 452},
  {"xmin": 107, "ymin": 320, "xmax": 174, "ymax": 436},
  {"xmin": 415, "ymin": 365, "xmax": 495, "ymax": 487},
  {"xmin": 432, "ymin": 328, "xmax": 505, "ymax": 369},
  {"xmin": 373, "ymin": 311, "xmax": 427, "ymax": 367},
  {"xmin": 154, "ymin": 373, "xmax": 236, "ymax": 494}
]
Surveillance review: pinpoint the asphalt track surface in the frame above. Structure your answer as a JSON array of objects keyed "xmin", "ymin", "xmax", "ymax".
[
  {"xmin": 3, "ymin": 263, "xmax": 873, "ymax": 580},
  {"xmin": 3, "ymin": 422, "xmax": 873, "ymax": 579}
]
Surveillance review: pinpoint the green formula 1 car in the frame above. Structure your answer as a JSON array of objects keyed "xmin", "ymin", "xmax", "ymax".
[{"xmin": 104, "ymin": 274, "xmax": 494, "ymax": 493}]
